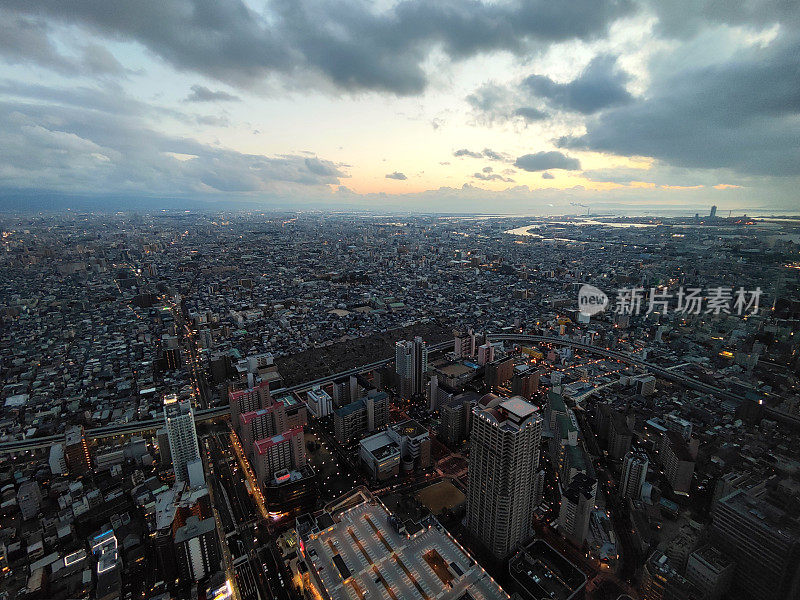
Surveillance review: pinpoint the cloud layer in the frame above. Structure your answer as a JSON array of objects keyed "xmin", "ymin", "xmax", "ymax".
[
  {"xmin": 0, "ymin": 85, "xmax": 345, "ymax": 195},
  {"xmin": 3, "ymin": 1, "xmax": 633, "ymax": 95},
  {"xmin": 0, "ymin": 0, "xmax": 798, "ymax": 209}
]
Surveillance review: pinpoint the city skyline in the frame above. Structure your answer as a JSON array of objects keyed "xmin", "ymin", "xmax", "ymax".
[
  {"xmin": 0, "ymin": 212, "xmax": 798, "ymax": 600},
  {"xmin": 2, "ymin": 3, "xmax": 800, "ymax": 600},
  {"xmin": 1, "ymin": 1, "xmax": 799, "ymax": 213}
]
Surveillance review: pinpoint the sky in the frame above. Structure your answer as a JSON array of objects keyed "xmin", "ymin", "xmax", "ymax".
[{"xmin": 0, "ymin": 0, "xmax": 798, "ymax": 214}]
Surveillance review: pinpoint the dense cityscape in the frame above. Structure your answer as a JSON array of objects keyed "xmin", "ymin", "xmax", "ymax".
[
  {"xmin": 2, "ymin": 0, "xmax": 800, "ymax": 599},
  {"xmin": 0, "ymin": 211, "xmax": 798, "ymax": 600}
]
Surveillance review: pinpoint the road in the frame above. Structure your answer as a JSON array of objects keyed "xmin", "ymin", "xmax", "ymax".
[
  {"xmin": 209, "ymin": 432, "xmax": 294, "ymax": 600},
  {"xmin": 5, "ymin": 332, "xmax": 797, "ymax": 457}
]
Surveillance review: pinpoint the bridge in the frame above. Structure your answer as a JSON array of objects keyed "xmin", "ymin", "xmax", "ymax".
[{"xmin": 2, "ymin": 334, "xmax": 794, "ymax": 454}]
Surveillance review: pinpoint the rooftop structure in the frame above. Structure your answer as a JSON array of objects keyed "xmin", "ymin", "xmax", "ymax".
[
  {"xmin": 297, "ymin": 491, "xmax": 509, "ymax": 600},
  {"xmin": 509, "ymin": 539, "xmax": 587, "ymax": 600}
]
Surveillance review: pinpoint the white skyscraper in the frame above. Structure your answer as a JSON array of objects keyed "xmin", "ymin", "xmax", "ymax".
[
  {"xmin": 620, "ymin": 450, "xmax": 648, "ymax": 501},
  {"xmin": 163, "ymin": 394, "xmax": 202, "ymax": 484},
  {"xmin": 467, "ymin": 394, "xmax": 543, "ymax": 559},
  {"xmin": 395, "ymin": 336, "xmax": 428, "ymax": 398}
]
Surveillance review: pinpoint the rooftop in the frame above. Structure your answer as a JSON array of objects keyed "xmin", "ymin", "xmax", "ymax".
[
  {"xmin": 254, "ymin": 426, "xmax": 303, "ymax": 454},
  {"xmin": 509, "ymin": 539, "xmax": 587, "ymax": 600},
  {"xmin": 500, "ymin": 397, "xmax": 539, "ymax": 420},
  {"xmin": 393, "ymin": 418, "xmax": 428, "ymax": 439},
  {"xmin": 300, "ymin": 496, "xmax": 508, "ymax": 600},
  {"xmin": 360, "ymin": 432, "xmax": 400, "ymax": 460}
]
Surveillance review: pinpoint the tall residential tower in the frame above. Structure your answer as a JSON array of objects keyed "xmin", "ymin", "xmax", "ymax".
[
  {"xmin": 163, "ymin": 394, "xmax": 202, "ymax": 485},
  {"xmin": 395, "ymin": 336, "xmax": 428, "ymax": 398},
  {"xmin": 467, "ymin": 394, "xmax": 543, "ymax": 559}
]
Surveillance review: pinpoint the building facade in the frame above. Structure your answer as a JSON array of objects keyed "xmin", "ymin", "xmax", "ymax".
[
  {"xmin": 163, "ymin": 394, "xmax": 202, "ymax": 484},
  {"xmin": 467, "ymin": 394, "xmax": 542, "ymax": 559}
]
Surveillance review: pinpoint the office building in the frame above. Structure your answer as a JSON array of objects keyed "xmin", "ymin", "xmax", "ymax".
[
  {"xmin": 467, "ymin": 394, "xmax": 542, "ymax": 559},
  {"xmin": 174, "ymin": 516, "xmax": 221, "ymax": 582},
  {"xmin": 685, "ymin": 545, "xmax": 734, "ymax": 600},
  {"xmin": 333, "ymin": 391, "xmax": 389, "ymax": 443},
  {"xmin": 395, "ymin": 337, "xmax": 428, "ymax": 397},
  {"xmin": 359, "ymin": 432, "xmax": 401, "ymax": 480},
  {"xmin": 620, "ymin": 450, "xmax": 649, "ymax": 501},
  {"xmin": 388, "ymin": 419, "xmax": 431, "ymax": 471},
  {"xmin": 206, "ymin": 574, "xmax": 233, "ymax": 600},
  {"xmin": 511, "ymin": 365, "xmax": 539, "ymax": 399},
  {"xmin": 93, "ymin": 530, "xmax": 122, "ymax": 600},
  {"xmin": 163, "ymin": 394, "xmax": 202, "ymax": 484},
  {"xmin": 665, "ymin": 524, "xmax": 702, "ymax": 573},
  {"xmin": 65, "ymin": 425, "xmax": 92, "ymax": 475},
  {"xmin": 635, "ymin": 375, "xmax": 657, "ymax": 396},
  {"xmin": 640, "ymin": 551, "xmax": 700, "ymax": 600},
  {"xmin": 439, "ymin": 392, "xmax": 476, "ymax": 447},
  {"xmin": 509, "ymin": 540, "xmax": 587, "ymax": 600},
  {"xmin": 264, "ymin": 465, "xmax": 318, "ymax": 518},
  {"xmin": 665, "ymin": 414, "xmax": 693, "ymax": 440},
  {"xmin": 660, "ymin": 431, "xmax": 695, "ymax": 495},
  {"xmin": 306, "ymin": 386, "xmax": 333, "ymax": 418},
  {"xmin": 608, "ymin": 411, "xmax": 633, "ymax": 460},
  {"xmin": 360, "ymin": 419, "xmax": 430, "ymax": 480},
  {"xmin": 558, "ymin": 472, "xmax": 596, "ymax": 547},
  {"xmin": 711, "ymin": 489, "xmax": 800, "ymax": 600}
]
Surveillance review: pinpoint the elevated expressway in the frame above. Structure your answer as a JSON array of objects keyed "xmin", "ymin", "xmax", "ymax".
[{"xmin": 3, "ymin": 334, "xmax": 795, "ymax": 454}]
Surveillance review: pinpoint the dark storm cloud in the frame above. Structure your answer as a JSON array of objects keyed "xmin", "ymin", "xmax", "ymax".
[
  {"xmin": 647, "ymin": 0, "xmax": 800, "ymax": 39},
  {"xmin": 514, "ymin": 151, "xmax": 580, "ymax": 172},
  {"xmin": 523, "ymin": 54, "xmax": 632, "ymax": 114},
  {"xmin": 542, "ymin": 172, "xmax": 555, "ymax": 179},
  {"xmin": 385, "ymin": 172, "xmax": 408, "ymax": 180},
  {"xmin": 0, "ymin": 14, "xmax": 128, "ymax": 76},
  {"xmin": 560, "ymin": 33, "xmax": 800, "ymax": 176},
  {"xmin": 2, "ymin": 0, "xmax": 634, "ymax": 95},
  {"xmin": 185, "ymin": 85, "xmax": 240, "ymax": 103}
]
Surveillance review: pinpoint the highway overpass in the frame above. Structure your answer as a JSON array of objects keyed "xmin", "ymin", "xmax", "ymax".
[{"xmin": 3, "ymin": 334, "xmax": 795, "ymax": 454}]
